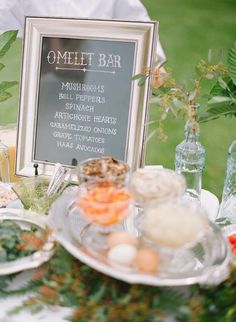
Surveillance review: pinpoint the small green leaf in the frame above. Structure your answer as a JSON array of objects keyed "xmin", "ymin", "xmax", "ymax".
[
  {"xmin": 207, "ymin": 104, "xmax": 236, "ymax": 115},
  {"xmin": 0, "ymin": 91, "xmax": 12, "ymax": 102},
  {"xmin": 93, "ymin": 306, "xmax": 108, "ymax": 322},
  {"xmin": 215, "ymin": 217, "xmax": 232, "ymax": 227},
  {"xmin": 138, "ymin": 75, "xmax": 148, "ymax": 86},
  {"xmin": 29, "ymin": 303, "xmax": 44, "ymax": 314},
  {"xmin": 0, "ymin": 30, "xmax": 18, "ymax": 59},
  {"xmin": 8, "ymin": 305, "xmax": 27, "ymax": 315},
  {"xmin": 0, "ymin": 81, "xmax": 18, "ymax": 91},
  {"xmin": 208, "ymin": 96, "xmax": 233, "ymax": 105},
  {"xmin": 199, "ymin": 103, "xmax": 236, "ymax": 122},
  {"xmin": 218, "ymin": 77, "xmax": 230, "ymax": 91},
  {"xmin": 152, "ymin": 87, "xmax": 161, "ymax": 95},
  {"xmin": 199, "ymin": 114, "xmax": 220, "ymax": 123},
  {"xmin": 61, "ymin": 292, "xmax": 79, "ymax": 307},
  {"xmin": 132, "ymin": 73, "xmax": 145, "ymax": 80},
  {"xmin": 119, "ymin": 294, "xmax": 131, "ymax": 305},
  {"xmin": 228, "ymin": 43, "xmax": 236, "ymax": 85},
  {"xmin": 90, "ymin": 284, "xmax": 106, "ymax": 303},
  {"xmin": 0, "ymin": 63, "xmax": 5, "ymax": 71},
  {"xmin": 210, "ymin": 80, "xmax": 228, "ymax": 98}
]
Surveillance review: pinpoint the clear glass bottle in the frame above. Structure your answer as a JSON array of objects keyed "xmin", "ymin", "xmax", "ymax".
[
  {"xmin": 0, "ymin": 140, "xmax": 10, "ymax": 182},
  {"xmin": 175, "ymin": 104, "xmax": 205, "ymax": 201},
  {"xmin": 218, "ymin": 140, "xmax": 236, "ymax": 224}
]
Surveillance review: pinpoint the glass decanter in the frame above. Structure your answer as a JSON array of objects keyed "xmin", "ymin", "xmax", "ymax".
[
  {"xmin": 218, "ymin": 140, "xmax": 236, "ymax": 224},
  {"xmin": 175, "ymin": 104, "xmax": 205, "ymax": 201}
]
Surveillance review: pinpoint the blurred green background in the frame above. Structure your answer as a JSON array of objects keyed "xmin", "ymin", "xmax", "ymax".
[
  {"xmin": 142, "ymin": 0, "xmax": 236, "ymax": 198},
  {"xmin": 0, "ymin": 0, "xmax": 236, "ymax": 198}
]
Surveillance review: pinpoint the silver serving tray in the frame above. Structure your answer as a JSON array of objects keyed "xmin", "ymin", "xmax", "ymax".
[
  {"xmin": 48, "ymin": 189, "xmax": 231, "ymax": 287},
  {"xmin": 0, "ymin": 208, "xmax": 55, "ymax": 275}
]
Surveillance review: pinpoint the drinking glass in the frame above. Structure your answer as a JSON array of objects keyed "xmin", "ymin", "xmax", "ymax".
[{"xmin": 75, "ymin": 179, "xmax": 134, "ymax": 253}]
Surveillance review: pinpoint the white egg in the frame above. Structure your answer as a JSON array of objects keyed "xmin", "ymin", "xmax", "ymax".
[{"xmin": 107, "ymin": 243, "xmax": 137, "ymax": 266}]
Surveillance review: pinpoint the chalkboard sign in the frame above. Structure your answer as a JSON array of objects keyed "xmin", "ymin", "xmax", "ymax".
[
  {"xmin": 16, "ymin": 17, "xmax": 157, "ymax": 178},
  {"xmin": 35, "ymin": 37, "xmax": 135, "ymax": 165}
]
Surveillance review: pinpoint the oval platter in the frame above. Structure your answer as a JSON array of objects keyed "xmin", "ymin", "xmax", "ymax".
[{"xmin": 48, "ymin": 189, "xmax": 231, "ymax": 287}]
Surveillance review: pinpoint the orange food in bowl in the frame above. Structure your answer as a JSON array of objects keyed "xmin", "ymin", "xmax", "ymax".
[{"xmin": 77, "ymin": 186, "xmax": 133, "ymax": 226}]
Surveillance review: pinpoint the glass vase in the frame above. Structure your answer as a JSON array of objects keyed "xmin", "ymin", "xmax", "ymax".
[
  {"xmin": 175, "ymin": 104, "xmax": 205, "ymax": 201},
  {"xmin": 218, "ymin": 140, "xmax": 236, "ymax": 224}
]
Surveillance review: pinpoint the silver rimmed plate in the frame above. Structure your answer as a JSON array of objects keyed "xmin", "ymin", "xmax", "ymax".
[
  {"xmin": 48, "ymin": 189, "xmax": 231, "ymax": 286},
  {"xmin": 0, "ymin": 208, "xmax": 55, "ymax": 275}
]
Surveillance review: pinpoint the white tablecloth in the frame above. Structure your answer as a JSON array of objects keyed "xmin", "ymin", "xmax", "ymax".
[{"xmin": 0, "ymin": 297, "xmax": 72, "ymax": 322}]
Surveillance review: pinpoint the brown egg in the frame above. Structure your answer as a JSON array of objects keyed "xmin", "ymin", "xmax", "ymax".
[
  {"xmin": 136, "ymin": 247, "xmax": 159, "ymax": 274},
  {"xmin": 107, "ymin": 231, "xmax": 138, "ymax": 249}
]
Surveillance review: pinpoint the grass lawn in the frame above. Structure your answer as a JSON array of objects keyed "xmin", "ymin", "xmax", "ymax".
[
  {"xmin": 0, "ymin": 38, "xmax": 21, "ymax": 125},
  {"xmin": 142, "ymin": 0, "xmax": 236, "ymax": 198},
  {"xmin": 0, "ymin": 0, "xmax": 236, "ymax": 198}
]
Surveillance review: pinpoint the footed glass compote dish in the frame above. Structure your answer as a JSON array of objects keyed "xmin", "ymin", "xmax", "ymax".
[
  {"xmin": 135, "ymin": 199, "xmax": 228, "ymax": 280},
  {"xmin": 70, "ymin": 180, "xmax": 134, "ymax": 256}
]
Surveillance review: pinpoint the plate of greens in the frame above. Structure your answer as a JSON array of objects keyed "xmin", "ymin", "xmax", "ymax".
[{"xmin": 0, "ymin": 208, "xmax": 55, "ymax": 275}]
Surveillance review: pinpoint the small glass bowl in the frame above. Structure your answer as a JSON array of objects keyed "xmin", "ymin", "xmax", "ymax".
[
  {"xmin": 75, "ymin": 180, "xmax": 134, "ymax": 253},
  {"xmin": 126, "ymin": 168, "xmax": 186, "ymax": 236},
  {"xmin": 77, "ymin": 181, "xmax": 134, "ymax": 226},
  {"xmin": 77, "ymin": 156, "xmax": 130, "ymax": 188},
  {"xmin": 12, "ymin": 176, "xmax": 67, "ymax": 214},
  {"xmin": 137, "ymin": 200, "xmax": 228, "ymax": 278},
  {"xmin": 142, "ymin": 199, "xmax": 208, "ymax": 248},
  {"xmin": 129, "ymin": 168, "xmax": 186, "ymax": 207}
]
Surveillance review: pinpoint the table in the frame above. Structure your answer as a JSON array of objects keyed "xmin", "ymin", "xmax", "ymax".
[{"xmin": 0, "ymin": 189, "xmax": 219, "ymax": 322}]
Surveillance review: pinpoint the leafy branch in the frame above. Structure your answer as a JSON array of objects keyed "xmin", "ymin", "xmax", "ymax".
[
  {"xmin": 134, "ymin": 49, "xmax": 230, "ymax": 141},
  {"xmin": 0, "ymin": 30, "xmax": 18, "ymax": 103},
  {"xmin": 199, "ymin": 42, "xmax": 236, "ymax": 123}
]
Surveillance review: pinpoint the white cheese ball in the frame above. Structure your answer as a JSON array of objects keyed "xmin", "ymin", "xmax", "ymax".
[
  {"xmin": 107, "ymin": 244, "xmax": 137, "ymax": 266},
  {"xmin": 144, "ymin": 201, "xmax": 208, "ymax": 248},
  {"xmin": 130, "ymin": 168, "xmax": 185, "ymax": 206}
]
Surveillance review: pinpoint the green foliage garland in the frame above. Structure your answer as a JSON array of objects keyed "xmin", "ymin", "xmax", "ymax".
[{"xmin": 0, "ymin": 246, "xmax": 235, "ymax": 322}]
